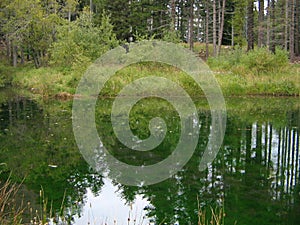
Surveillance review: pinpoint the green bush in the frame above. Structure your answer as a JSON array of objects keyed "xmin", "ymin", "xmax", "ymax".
[
  {"xmin": 207, "ymin": 48, "xmax": 243, "ymax": 71},
  {"xmin": 0, "ymin": 63, "xmax": 14, "ymax": 87},
  {"xmin": 240, "ymin": 47, "xmax": 289, "ymax": 74},
  {"xmin": 207, "ymin": 47, "xmax": 289, "ymax": 75},
  {"xmin": 49, "ymin": 10, "xmax": 118, "ymax": 69},
  {"xmin": 162, "ymin": 24, "xmax": 181, "ymax": 44}
]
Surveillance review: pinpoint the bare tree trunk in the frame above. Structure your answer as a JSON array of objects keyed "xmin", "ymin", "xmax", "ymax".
[
  {"xmin": 247, "ymin": 0, "xmax": 254, "ymax": 51},
  {"xmin": 284, "ymin": 0, "xmax": 289, "ymax": 51},
  {"xmin": 213, "ymin": 0, "xmax": 217, "ymax": 56},
  {"xmin": 179, "ymin": 0, "xmax": 184, "ymax": 37},
  {"xmin": 217, "ymin": 0, "xmax": 226, "ymax": 55},
  {"xmin": 90, "ymin": 0, "xmax": 93, "ymax": 14},
  {"xmin": 266, "ymin": 0, "xmax": 271, "ymax": 48},
  {"xmin": 258, "ymin": 0, "xmax": 265, "ymax": 47},
  {"xmin": 20, "ymin": 47, "xmax": 25, "ymax": 65},
  {"xmin": 232, "ymin": 19, "xmax": 234, "ymax": 47},
  {"xmin": 289, "ymin": 0, "xmax": 295, "ymax": 61},
  {"xmin": 206, "ymin": 0, "xmax": 210, "ymax": 59},
  {"xmin": 170, "ymin": 0, "xmax": 176, "ymax": 27},
  {"xmin": 295, "ymin": 0, "xmax": 300, "ymax": 56},
  {"xmin": 189, "ymin": 0, "xmax": 194, "ymax": 50},
  {"xmin": 27, "ymin": 45, "xmax": 30, "ymax": 61},
  {"xmin": 12, "ymin": 43, "xmax": 17, "ymax": 67},
  {"xmin": 68, "ymin": 9, "xmax": 71, "ymax": 22},
  {"xmin": 270, "ymin": 0, "xmax": 276, "ymax": 53},
  {"xmin": 218, "ymin": 0, "xmax": 221, "ymax": 33},
  {"xmin": 33, "ymin": 50, "xmax": 40, "ymax": 69},
  {"xmin": 6, "ymin": 36, "xmax": 11, "ymax": 63},
  {"xmin": 197, "ymin": 3, "xmax": 201, "ymax": 41}
]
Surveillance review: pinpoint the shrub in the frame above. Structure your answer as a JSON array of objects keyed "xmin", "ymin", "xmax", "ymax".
[
  {"xmin": 162, "ymin": 24, "xmax": 181, "ymax": 44},
  {"xmin": 240, "ymin": 47, "xmax": 289, "ymax": 74},
  {"xmin": 0, "ymin": 63, "xmax": 14, "ymax": 87},
  {"xmin": 207, "ymin": 47, "xmax": 289, "ymax": 75},
  {"xmin": 207, "ymin": 48, "xmax": 243, "ymax": 71},
  {"xmin": 49, "ymin": 10, "xmax": 118, "ymax": 69}
]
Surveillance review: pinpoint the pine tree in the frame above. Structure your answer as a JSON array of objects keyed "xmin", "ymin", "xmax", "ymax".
[
  {"xmin": 247, "ymin": 0, "xmax": 254, "ymax": 51},
  {"xmin": 289, "ymin": 0, "xmax": 295, "ymax": 61},
  {"xmin": 217, "ymin": 0, "xmax": 226, "ymax": 55},
  {"xmin": 258, "ymin": 0, "xmax": 264, "ymax": 47},
  {"xmin": 232, "ymin": 0, "xmax": 247, "ymax": 47}
]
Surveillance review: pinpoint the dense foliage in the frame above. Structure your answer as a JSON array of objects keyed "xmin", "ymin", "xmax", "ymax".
[
  {"xmin": 1, "ymin": 0, "xmax": 299, "ymax": 68},
  {"xmin": 0, "ymin": 0, "xmax": 299, "ymax": 97}
]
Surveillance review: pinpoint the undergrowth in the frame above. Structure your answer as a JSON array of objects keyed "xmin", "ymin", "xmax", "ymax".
[
  {"xmin": 208, "ymin": 47, "xmax": 299, "ymax": 96},
  {"xmin": 1, "ymin": 46, "xmax": 299, "ymax": 98}
]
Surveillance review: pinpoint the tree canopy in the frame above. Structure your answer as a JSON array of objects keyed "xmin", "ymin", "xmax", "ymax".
[{"xmin": 0, "ymin": 0, "xmax": 299, "ymax": 68}]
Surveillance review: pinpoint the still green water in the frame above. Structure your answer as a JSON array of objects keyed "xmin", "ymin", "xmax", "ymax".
[{"xmin": 0, "ymin": 89, "xmax": 299, "ymax": 225}]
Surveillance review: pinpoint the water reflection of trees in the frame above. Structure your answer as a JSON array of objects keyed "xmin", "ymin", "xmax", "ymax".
[
  {"xmin": 0, "ymin": 96, "xmax": 104, "ymax": 223},
  {"xmin": 0, "ymin": 95, "xmax": 299, "ymax": 224},
  {"xmin": 222, "ymin": 112, "xmax": 299, "ymax": 224},
  {"xmin": 113, "ymin": 106, "xmax": 300, "ymax": 224}
]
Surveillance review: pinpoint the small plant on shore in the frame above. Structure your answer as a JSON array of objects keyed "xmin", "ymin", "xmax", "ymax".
[
  {"xmin": 197, "ymin": 195, "xmax": 225, "ymax": 225},
  {"xmin": 198, "ymin": 207, "xmax": 225, "ymax": 225},
  {"xmin": 0, "ymin": 175, "xmax": 25, "ymax": 225}
]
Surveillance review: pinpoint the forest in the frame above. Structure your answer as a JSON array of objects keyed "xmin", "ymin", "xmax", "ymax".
[{"xmin": 0, "ymin": 0, "xmax": 300, "ymax": 69}]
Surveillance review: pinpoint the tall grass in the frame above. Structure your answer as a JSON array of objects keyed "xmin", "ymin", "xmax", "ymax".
[
  {"xmin": 198, "ymin": 207, "xmax": 225, "ymax": 225},
  {"xmin": 207, "ymin": 47, "xmax": 289, "ymax": 74},
  {"xmin": 4, "ymin": 45, "xmax": 300, "ymax": 98},
  {"xmin": 197, "ymin": 195, "xmax": 225, "ymax": 225},
  {"xmin": 0, "ymin": 172, "xmax": 62, "ymax": 225},
  {"xmin": 208, "ymin": 47, "xmax": 300, "ymax": 96},
  {"xmin": 0, "ymin": 175, "xmax": 25, "ymax": 225}
]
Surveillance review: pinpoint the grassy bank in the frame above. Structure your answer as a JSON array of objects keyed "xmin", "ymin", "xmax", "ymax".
[
  {"xmin": 208, "ymin": 47, "xmax": 300, "ymax": 96},
  {"xmin": 2, "ymin": 47, "xmax": 300, "ymax": 99}
]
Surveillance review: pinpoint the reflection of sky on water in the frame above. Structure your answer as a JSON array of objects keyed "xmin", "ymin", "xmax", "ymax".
[
  {"xmin": 74, "ymin": 179, "xmax": 153, "ymax": 225},
  {"xmin": 240, "ymin": 122, "xmax": 299, "ymax": 199},
  {"xmin": 1, "ymin": 94, "xmax": 298, "ymax": 224}
]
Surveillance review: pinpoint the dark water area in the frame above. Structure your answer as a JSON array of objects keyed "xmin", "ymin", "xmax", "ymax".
[{"xmin": 0, "ymin": 89, "xmax": 299, "ymax": 225}]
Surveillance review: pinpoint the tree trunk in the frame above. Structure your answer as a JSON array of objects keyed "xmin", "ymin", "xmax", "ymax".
[
  {"xmin": 12, "ymin": 44, "xmax": 17, "ymax": 67},
  {"xmin": 289, "ymin": 0, "xmax": 295, "ymax": 61},
  {"xmin": 218, "ymin": 0, "xmax": 221, "ymax": 33},
  {"xmin": 177, "ymin": 5, "xmax": 180, "ymax": 33},
  {"xmin": 295, "ymin": 0, "xmax": 299, "ymax": 56},
  {"xmin": 267, "ymin": 0, "xmax": 271, "ymax": 48},
  {"xmin": 258, "ymin": 0, "xmax": 265, "ymax": 47},
  {"xmin": 179, "ymin": 0, "xmax": 184, "ymax": 38},
  {"xmin": 206, "ymin": 0, "xmax": 210, "ymax": 59},
  {"xmin": 247, "ymin": 0, "xmax": 254, "ymax": 51},
  {"xmin": 217, "ymin": 0, "xmax": 226, "ymax": 55},
  {"xmin": 196, "ymin": 3, "xmax": 201, "ymax": 41},
  {"xmin": 189, "ymin": 0, "xmax": 194, "ymax": 50},
  {"xmin": 170, "ymin": 0, "xmax": 176, "ymax": 27},
  {"xmin": 213, "ymin": 0, "xmax": 217, "ymax": 56},
  {"xmin": 90, "ymin": 0, "xmax": 93, "ymax": 14},
  {"xmin": 232, "ymin": 19, "xmax": 234, "ymax": 47},
  {"xmin": 20, "ymin": 47, "xmax": 25, "ymax": 65},
  {"xmin": 6, "ymin": 36, "xmax": 11, "ymax": 63},
  {"xmin": 33, "ymin": 50, "xmax": 40, "ymax": 69},
  {"xmin": 285, "ymin": 0, "xmax": 289, "ymax": 51},
  {"xmin": 270, "ymin": 0, "xmax": 276, "ymax": 53}
]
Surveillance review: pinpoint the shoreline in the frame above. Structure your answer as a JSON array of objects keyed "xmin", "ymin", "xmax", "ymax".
[{"xmin": 1, "ymin": 61, "xmax": 299, "ymax": 100}]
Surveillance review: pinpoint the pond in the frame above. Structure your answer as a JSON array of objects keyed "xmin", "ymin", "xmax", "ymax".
[{"xmin": 0, "ymin": 89, "xmax": 299, "ymax": 225}]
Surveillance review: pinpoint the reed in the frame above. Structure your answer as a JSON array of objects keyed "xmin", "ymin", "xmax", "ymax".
[{"xmin": 0, "ymin": 175, "xmax": 25, "ymax": 225}]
